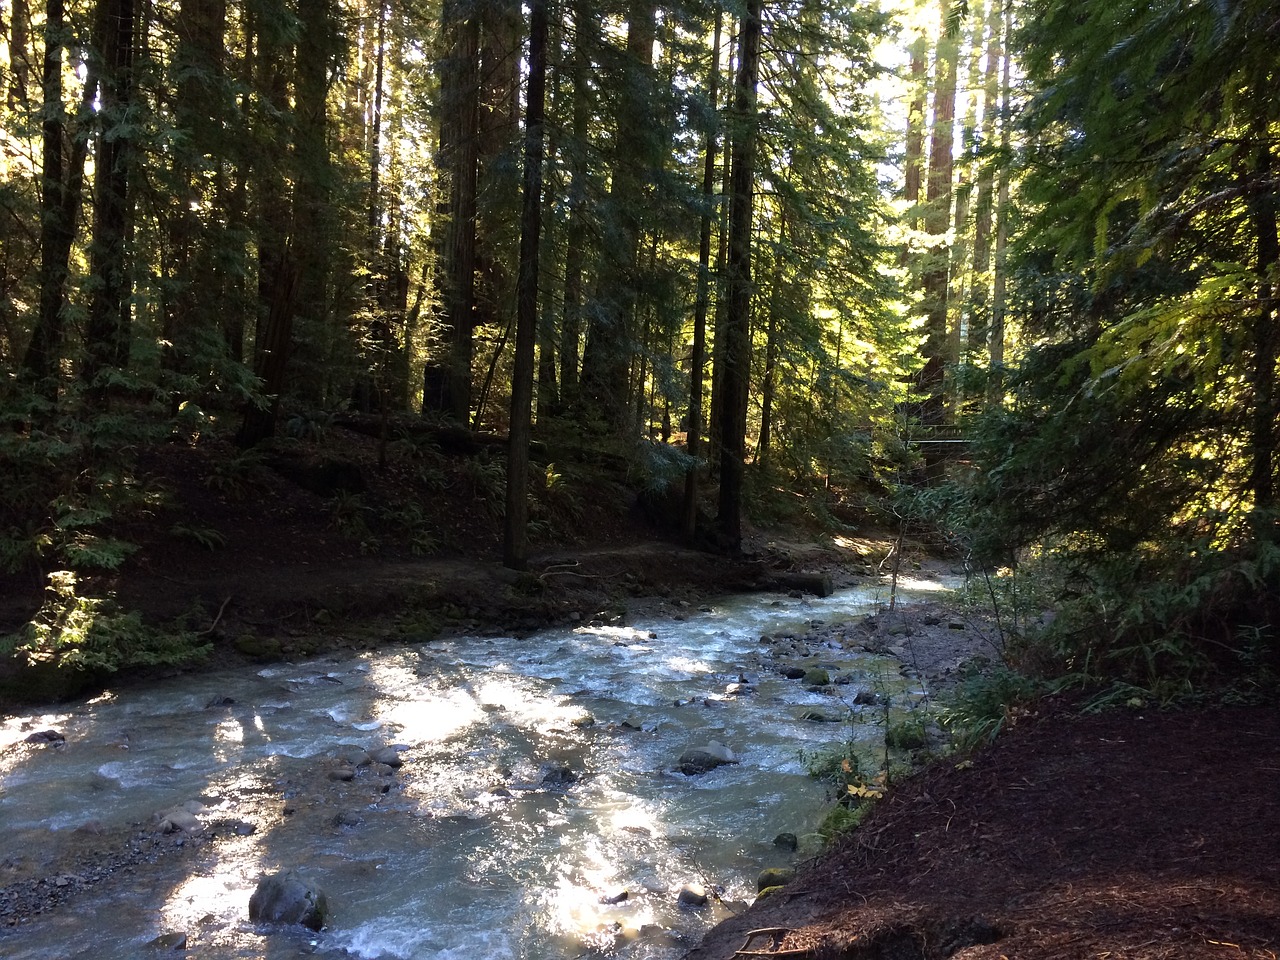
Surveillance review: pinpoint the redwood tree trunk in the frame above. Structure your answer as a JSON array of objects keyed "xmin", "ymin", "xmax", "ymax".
[
  {"xmin": 716, "ymin": 0, "xmax": 761, "ymax": 552},
  {"xmin": 682, "ymin": 9, "xmax": 723, "ymax": 542},
  {"xmin": 84, "ymin": 0, "xmax": 137, "ymax": 392},
  {"xmin": 423, "ymin": 0, "xmax": 479, "ymax": 424},
  {"xmin": 504, "ymin": 0, "xmax": 548, "ymax": 570}
]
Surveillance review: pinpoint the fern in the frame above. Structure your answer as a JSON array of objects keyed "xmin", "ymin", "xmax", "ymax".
[{"xmin": 7, "ymin": 572, "xmax": 211, "ymax": 674}]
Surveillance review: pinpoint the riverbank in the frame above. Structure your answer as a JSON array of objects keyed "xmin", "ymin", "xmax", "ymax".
[
  {"xmin": 0, "ymin": 569, "xmax": 987, "ymax": 959},
  {"xmin": 684, "ymin": 701, "xmax": 1280, "ymax": 960}
]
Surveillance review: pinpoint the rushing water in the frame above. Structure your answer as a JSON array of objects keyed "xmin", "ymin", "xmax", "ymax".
[{"xmin": 0, "ymin": 576, "xmax": 952, "ymax": 960}]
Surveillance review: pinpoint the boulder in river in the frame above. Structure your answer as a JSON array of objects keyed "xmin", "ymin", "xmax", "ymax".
[
  {"xmin": 802, "ymin": 667, "xmax": 831, "ymax": 688},
  {"xmin": 677, "ymin": 740, "xmax": 738, "ymax": 775},
  {"xmin": 24, "ymin": 729, "xmax": 65, "ymax": 745},
  {"xmin": 157, "ymin": 807, "xmax": 202, "ymax": 834},
  {"xmin": 540, "ymin": 761, "xmax": 578, "ymax": 786},
  {"xmin": 335, "ymin": 744, "xmax": 372, "ymax": 766},
  {"xmin": 367, "ymin": 746, "xmax": 404, "ymax": 768},
  {"xmin": 248, "ymin": 870, "xmax": 329, "ymax": 931},
  {"xmin": 676, "ymin": 883, "xmax": 709, "ymax": 908}
]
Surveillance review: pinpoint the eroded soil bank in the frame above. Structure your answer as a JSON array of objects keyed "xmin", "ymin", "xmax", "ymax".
[{"xmin": 684, "ymin": 699, "xmax": 1280, "ymax": 960}]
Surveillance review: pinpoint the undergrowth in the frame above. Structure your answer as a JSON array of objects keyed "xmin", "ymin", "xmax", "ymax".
[{"xmin": 1, "ymin": 571, "xmax": 210, "ymax": 675}]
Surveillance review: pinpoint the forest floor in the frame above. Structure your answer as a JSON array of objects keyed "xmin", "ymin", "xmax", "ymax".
[{"xmin": 1, "ymin": 422, "xmax": 1278, "ymax": 958}]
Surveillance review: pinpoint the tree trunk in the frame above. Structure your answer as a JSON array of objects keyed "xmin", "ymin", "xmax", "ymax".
[
  {"xmin": 293, "ymin": 0, "xmax": 336, "ymax": 400},
  {"xmin": 238, "ymin": 0, "xmax": 297, "ymax": 446},
  {"xmin": 579, "ymin": 0, "xmax": 656, "ymax": 433},
  {"xmin": 716, "ymin": 0, "xmax": 761, "ymax": 553},
  {"xmin": 987, "ymin": 0, "xmax": 1012, "ymax": 406},
  {"xmin": 423, "ymin": 0, "xmax": 479, "ymax": 424},
  {"xmin": 7, "ymin": 0, "xmax": 31, "ymax": 110},
  {"xmin": 558, "ymin": 4, "xmax": 590, "ymax": 410},
  {"xmin": 83, "ymin": 0, "xmax": 137, "ymax": 392},
  {"xmin": 708, "ymin": 23, "xmax": 736, "ymax": 471},
  {"xmin": 756, "ymin": 214, "xmax": 787, "ymax": 470},
  {"xmin": 968, "ymin": 0, "xmax": 1002, "ymax": 365},
  {"xmin": 916, "ymin": 0, "xmax": 960, "ymax": 436},
  {"xmin": 504, "ymin": 0, "xmax": 547, "ymax": 570},
  {"xmin": 903, "ymin": 27, "xmax": 928, "ymax": 225},
  {"xmin": 237, "ymin": 252, "xmax": 300, "ymax": 446},
  {"xmin": 682, "ymin": 8, "xmax": 723, "ymax": 543},
  {"xmin": 24, "ymin": 0, "xmax": 93, "ymax": 396},
  {"xmin": 165, "ymin": 0, "xmax": 227, "ymax": 387},
  {"xmin": 1247, "ymin": 124, "xmax": 1278, "ymax": 529}
]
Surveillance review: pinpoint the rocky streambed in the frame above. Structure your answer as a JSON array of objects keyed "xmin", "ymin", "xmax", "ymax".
[{"xmin": 0, "ymin": 577, "xmax": 988, "ymax": 960}]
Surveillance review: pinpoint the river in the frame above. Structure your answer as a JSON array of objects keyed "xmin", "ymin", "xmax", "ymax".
[{"xmin": 0, "ymin": 575, "xmax": 952, "ymax": 959}]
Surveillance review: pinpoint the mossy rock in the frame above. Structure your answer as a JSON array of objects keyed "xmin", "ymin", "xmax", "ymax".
[
  {"xmin": 802, "ymin": 667, "xmax": 831, "ymax": 687},
  {"xmin": 757, "ymin": 866, "xmax": 797, "ymax": 892},
  {"xmin": 756, "ymin": 884, "xmax": 786, "ymax": 900}
]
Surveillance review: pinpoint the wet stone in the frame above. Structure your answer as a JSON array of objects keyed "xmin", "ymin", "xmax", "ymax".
[
  {"xmin": 149, "ymin": 931, "xmax": 188, "ymax": 950},
  {"xmin": 367, "ymin": 747, "xmax": 403, "ymax": 768},
  {"xmin": 677, "ymin": 884, "xmax": 708, "ymax": 908},
  {"xmin": 773, "ymin": 832, "xmax": 799, "ymax": 851}
]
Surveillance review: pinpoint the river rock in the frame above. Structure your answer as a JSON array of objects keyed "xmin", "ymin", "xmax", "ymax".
[
  {"xmin": 599, "ymin": 890, "xmax": 629, "ymax": 905},
  {"xmin": 540, "ymin": 761, "xmax": 577, "ymax": 786},
  {"xmin": 757, "ymin": 866, "xmax": 796, "ymax": 892},
  {"xmin": 368, "ymin": 746, "xmax": 404, "ymax": 767},
  {"xmin": 802, "ymin": 667, "xmax": 831, "ymax": 687},
  {"xmin": 676, "ymin": 883, "xmax": 708, "ymax": 908},
  {"xmin": 248, "ymin": 870, "xmax": 329, "ymax": 930},
  {"xmin": 773, "ymin": 832, "xmax": 798, "ymax": 851},
  {"xmin": 677, "ymin": 741, "xmax": 738, "ymax": 775},
  {"xmin": 780, "ymin": 666, "xmax": 806, "ymax": 680},
  {"xmin": 800, "ymin": 710, "xmax": 839, "ymax": 723},
  {"xmin": 149, "ymin": 931, "xmax": 188, "ymax": 950},
  {"xmin": 158, "ymin": 807, "xmax": 202, "ymax": 834},
  {"xmin": 327, "ymin": 764, "xmax": 356, "ymax": 782},
  {"xmin": 335, "ymin": 745, "xmax": 372, "ymax": 766},
  {"xmin": 24, "ymin": 729, "xmax": 65, "ymax": 745}
]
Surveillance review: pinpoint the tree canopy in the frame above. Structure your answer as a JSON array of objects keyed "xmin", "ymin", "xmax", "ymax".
[{"xmin": 1, "ymin": 0, "xmax": 1277, "ymax": 690}]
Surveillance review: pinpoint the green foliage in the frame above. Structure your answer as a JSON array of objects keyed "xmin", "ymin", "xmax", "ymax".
[
  {"xmin": 458, "ymin": 455, "xmax": 506, "ymax": 519},
  {"xmin": 815, "ymin": 802, "xmax": 872, "ymax": 843},
  {"xmin": 169, "ymin": 522, "xmax": 228, "ymax": 550},
  {"xmin": 884, "ymin": 715, "xmax": 929, "ymax": 751},
  {"xmin": 2, "ymin": 571, "xmax": 210, "ymax": 674},
  {"xmin": 58, "ymin": 533, "xmax": 138, "ymax": 571},
  {"xmin": 204, "ymin": 447, "xmax": 271, "ymax": 499},
  {"xmin": 376, "ymin": 502, "xmax": 440, "ymax": 556},
  {"xmin": 632, "ymin": 440, "xmax": 695, "ymax": 493},
  {"xmin": 284, "ymin": 408, "xmax": 339, "ymax": 443},
  {"xmin": 939, "ymin": 663, "xmax": 1050, "ymax": 749}
]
